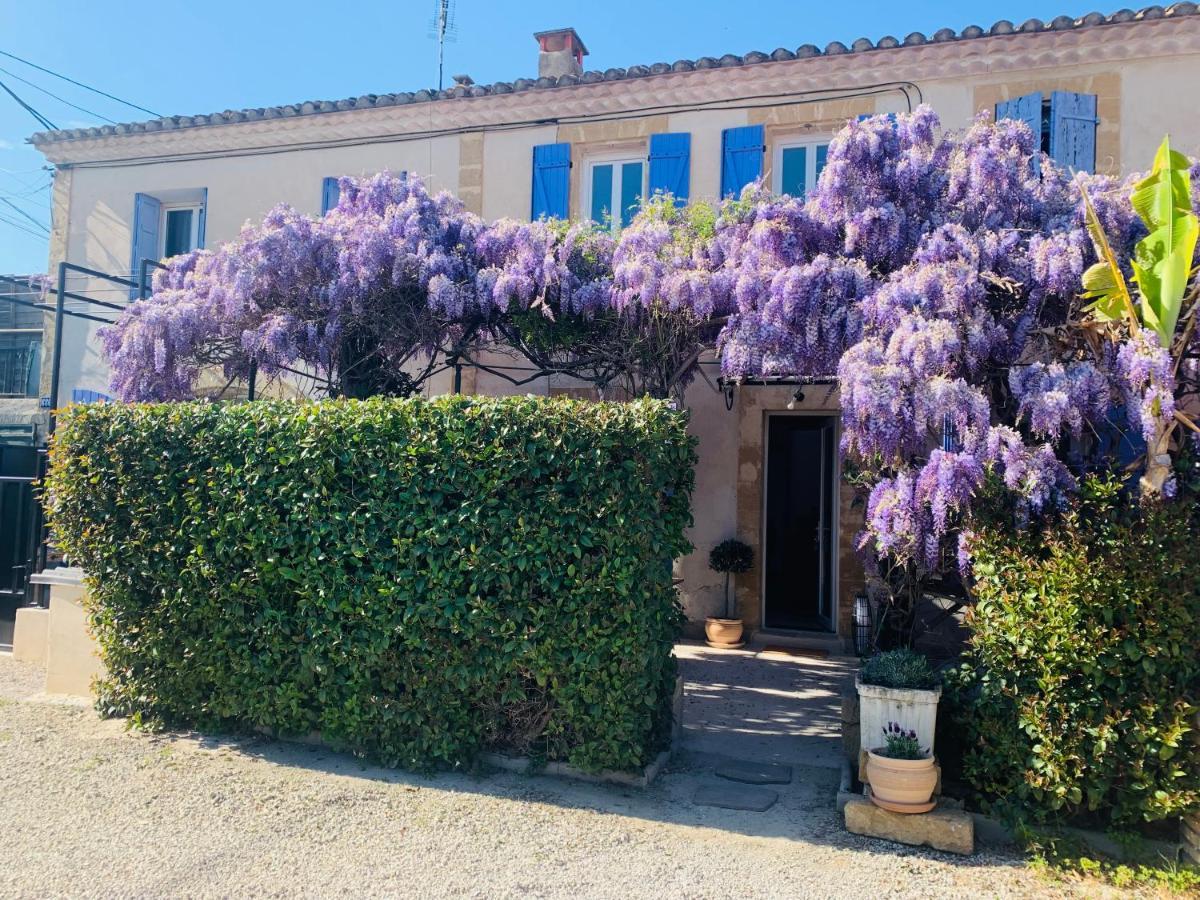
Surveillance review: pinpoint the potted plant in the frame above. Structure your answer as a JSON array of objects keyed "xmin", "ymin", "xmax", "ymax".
[
  {"xmin": 865, "ymin": 721, "xmax": 938, "ymax": 813},
  {"xmin": 705, "ymin": 538, "xmax": 753, "ymax": 648},
  {"xmin": 855, "ymin": 648, "xmax": 941, "ymax": 759}
]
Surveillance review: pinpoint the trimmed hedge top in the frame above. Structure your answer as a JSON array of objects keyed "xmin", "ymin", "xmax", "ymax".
[{"xmin": 47, "ymin": 396, "xmax": 697, "ymax": 772}]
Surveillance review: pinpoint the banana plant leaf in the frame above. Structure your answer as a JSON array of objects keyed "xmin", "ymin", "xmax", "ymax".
[
  {"xmin": 1080, "ymin": 187, "xmax": 1138, "ymax": 327},
  {"xmin": 1129, "ymin": 136, "xmax": 1199, "ymax": 347}
]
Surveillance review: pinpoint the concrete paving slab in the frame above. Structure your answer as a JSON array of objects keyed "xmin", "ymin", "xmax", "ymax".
[
  {"xmin": 675, "ymin": 641, "xmax": 857, "ymax": 768},
  {"xmin": 693, "ymin": 782, "xmax": 779, "ymax": 812},
  {"xmin": 715, "ymin": 760, "xmax": 793, "ymax": 785}
]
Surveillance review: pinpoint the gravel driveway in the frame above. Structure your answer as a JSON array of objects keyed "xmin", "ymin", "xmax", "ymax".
[{"xmin": 0, "ymin": 653, "xmax": 1097, "ymax": 899}]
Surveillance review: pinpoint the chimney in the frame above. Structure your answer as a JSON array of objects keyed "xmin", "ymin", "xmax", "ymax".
[{"xmin": 534, "ymin": 28, "xmax": 588, "ymax": 79}]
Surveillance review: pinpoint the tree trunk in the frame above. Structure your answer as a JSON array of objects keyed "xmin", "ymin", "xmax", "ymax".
[{"xmin": 1139, "ymin": 419, "xmax": 1175, "ymax": 498}]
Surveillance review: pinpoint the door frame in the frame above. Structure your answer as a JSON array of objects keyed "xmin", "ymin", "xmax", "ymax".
[{"xmin": 760, "ymin": 410, "xmax": 841, "ymax": 636}]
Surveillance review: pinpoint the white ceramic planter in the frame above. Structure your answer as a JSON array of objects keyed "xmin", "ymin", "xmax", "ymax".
[{"xmin": 856, "ymin": 674, "xmax": 941, "ymax": 758}]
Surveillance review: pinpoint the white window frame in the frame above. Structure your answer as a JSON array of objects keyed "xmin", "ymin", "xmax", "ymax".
[
  {"xmin": 771, "ymin": 137, "xmax": 830, "ymax": 198},
  {"xmin": 159, "ymin": 202, "xmax": 202, "ymax": 258},
  {"xmin": 582, "ymin": 152, "xmax": 647, "ymax": 232}
]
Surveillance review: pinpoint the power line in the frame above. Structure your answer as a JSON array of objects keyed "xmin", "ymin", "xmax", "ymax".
[
  {"xmin": 0, "ymin": 63, "xmax": 118, "ymax": 124},
  {"xmin": 0, "ymin": 196, "xmax": 48, "ymax": 233},
  {"xmin": 0, "ymin": 48, "xmax": 161, "ymax": 118},
  {"xmin": 0, "ymin": 212, "xmax": 46, "ymax": 240},
  {"xmin": 0, "ymin": 76, "xmax": 56, "ymax": 130},
  {"xmin": 0, "ymin": 180, "xmax": 52, "ymax": 200}
]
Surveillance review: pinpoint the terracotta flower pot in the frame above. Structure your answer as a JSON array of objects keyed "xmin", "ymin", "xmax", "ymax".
[
  {"xmin": 704, "ymin": 616, "xmax": 744, "ymax": 649},
  {"xmin": 865, "ymin": 749, "xmax": 938, "ymax": 814}
]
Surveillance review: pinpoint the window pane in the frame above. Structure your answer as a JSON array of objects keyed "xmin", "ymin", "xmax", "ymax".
[
  {"xmin": 619, "ymin": 161, "xmax": 643, "ymax": 228},
  {"xmin": 780, "ymin": 147, "xmax": 807, "ymax": 197},
  {"xmin": 590, "ymin": 164, "xmax": 613, "ymax": 226},
  {"xmin": 815, "ymin": 144, "xmax": 829, "ymax": 183},
  {"xmin": 164, "ymin": 209, "xmax": 194, "ymax": 258}
]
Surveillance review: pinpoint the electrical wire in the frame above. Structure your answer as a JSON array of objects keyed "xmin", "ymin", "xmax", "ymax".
[
  {"xmin": 0, "ymin": 196, "xmax": 48, "ymax": 233},
  {"xmin": 0, "ymin": 64, "xmax": 118, "ymax": 124},
  {"xmin": 0, "ymin": 76, "xmax": 56, "ymax": 130},
  {"xmin": 0, "ymin": 48, "xmax": 161, "ymax": 117},
  {"xmin": 59, "ymin": 81, "xmax": 921, "ymax": 170},
  {"xmin": 0, "ymin": 212, "xmax": 45, "ymax": 240}
]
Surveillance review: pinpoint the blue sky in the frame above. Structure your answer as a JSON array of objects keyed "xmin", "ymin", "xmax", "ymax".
[{"xmin": 0, "ymin": 0, "xmax": 1100, "ymax": 274}]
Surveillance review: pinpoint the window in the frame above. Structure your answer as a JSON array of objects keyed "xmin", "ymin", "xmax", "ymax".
[
  {"xmin": 585, "ymin": 155, "xmax": 645, "ymax": 231},
  {"xmin": 1, "ymin": 285, "xmax": 44, "ymax": 398},
  {"xmin": 0, "ymin": 335, "xmax": 40, "ymax": 398},
  {"xmin": 130, "ymin": 189, "xmax": 207, "ymax": 297},
  {"xmin": 995, "ymin": 91, "xmax": 1098, "ymax": 172},
  {"xmin": 161, "ymin": 205, "xmax": 201, "ymax": 258},
  {"xmin": 773, "ymin": 139, "xmax": 829, "ymax": 198}
]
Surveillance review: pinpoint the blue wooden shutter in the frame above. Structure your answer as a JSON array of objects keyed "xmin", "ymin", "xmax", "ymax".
[
  {"xmin": 648, "ymin": 132, "xmax": 691, "ymax": 204},
  {"xmin": 197, "ymin": 188, "xmax": 207, "ymax": 248},
  {"xmin": 1048, "ymin": 91, "xmax": 1098, "ymax": 173},
  {"xmin": 129, "ymin": 192, "xmax": 161, "ymax": 299},
  {"xmin": 995, "ymin": 92, "xmax": 1043, "ymax": 145},
  {"xmin": 531, "ymin": 143, "xmax": 571, "ymax": 219},
  {"xmin": 321, "ymin": 177, "xmax": 340, "ymax": 214},
  {"xmin": 721, "ymin": 125, "xmax": 764, "ymax": 198}
]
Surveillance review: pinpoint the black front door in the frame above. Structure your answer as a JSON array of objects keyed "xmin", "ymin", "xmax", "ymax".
[{"xmin": 763, "ymin": 415, "xmax": 835, "ymax": 632}]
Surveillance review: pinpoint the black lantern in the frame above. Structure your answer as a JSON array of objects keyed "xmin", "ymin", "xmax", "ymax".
[{"xmin": 853, "ymin": 593, "xmax": 872, "ymax": 656}]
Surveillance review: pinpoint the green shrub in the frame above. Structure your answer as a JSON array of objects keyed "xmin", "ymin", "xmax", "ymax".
[
  {"xmin": 707, "ymin": 539, "xmax": 753, "ymax": 575},
  {"xmin": 46, "ymin": 396, "xmax": 697, "ymax": 773},
  {"xmin": 860, "ymin": 648, "xmax": 939, "ymax": 689},
  {"xmin": 953, "ymin": 477, "xmax": 1200, "ymax": 826}
]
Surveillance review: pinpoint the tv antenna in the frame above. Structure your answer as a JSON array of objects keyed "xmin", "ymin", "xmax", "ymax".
[{"xmin": 428, "ymin": 0, "xmax": 457, "ymax": 91}]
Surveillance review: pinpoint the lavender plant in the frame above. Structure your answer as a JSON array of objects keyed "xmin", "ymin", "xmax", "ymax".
[{"xmin": 880, "ymin": 721, "xmax": 926, "ymax": 760}]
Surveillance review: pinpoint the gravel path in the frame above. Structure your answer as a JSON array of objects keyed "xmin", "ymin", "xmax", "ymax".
[{"xmin": 0, "ymin": 654, "xmax": 1109, "ymax": 899}]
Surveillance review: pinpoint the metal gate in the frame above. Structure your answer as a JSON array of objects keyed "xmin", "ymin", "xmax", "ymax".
[{"xmin": 0, "ymin": 432, "xmax": 43, "ymax": 650}]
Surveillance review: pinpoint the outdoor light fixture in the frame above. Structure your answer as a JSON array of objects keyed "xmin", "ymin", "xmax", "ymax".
[
  {"xmin": 786, "ymin": 387, "xmax": 805, "ymax": 410},
  {"xmin": 854, "ymin": 593, "xmax": 873, "ymax": 656}
]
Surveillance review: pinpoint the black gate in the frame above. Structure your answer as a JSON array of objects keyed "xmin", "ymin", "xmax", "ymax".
[{"xmin": 0, "ymin": 432, "xmax": 43, "ymax": 650}]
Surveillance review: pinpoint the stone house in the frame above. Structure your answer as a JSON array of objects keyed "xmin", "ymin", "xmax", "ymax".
[{"xmin": 25, "ymin": 6, "xmax": 1200, "ymax": 649}]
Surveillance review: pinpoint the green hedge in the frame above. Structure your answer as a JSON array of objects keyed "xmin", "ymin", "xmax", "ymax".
[
  {"xmin": 47, "ymin": 396, "xmax": 696, "ymax": 772},
  {"xmin": 950, "ymin": 478, "xmax": 1200, "ymax": 826}
]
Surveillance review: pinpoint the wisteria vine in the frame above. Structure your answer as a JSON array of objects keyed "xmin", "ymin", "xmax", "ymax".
[{"xmin": 100, "ymin": 106, "xmax": 1200, "ymax": 582}]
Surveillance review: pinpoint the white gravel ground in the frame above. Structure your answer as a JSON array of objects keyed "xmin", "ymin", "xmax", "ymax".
[{"xmin": 0, "ymin": 653, "xmax": 1113, "ymax": 899}]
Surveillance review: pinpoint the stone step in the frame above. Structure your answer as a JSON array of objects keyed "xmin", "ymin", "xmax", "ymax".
[
  {"xmin": 693, "ymin": 782, "xmax": 779, "ymax": 812},
  {"xmin": 714, "ymin": 760, "xmax": 793, "ymax": 785},
  {"xmin": 843, "ymin": 792, "xmax": 973, "ymax": 855}
]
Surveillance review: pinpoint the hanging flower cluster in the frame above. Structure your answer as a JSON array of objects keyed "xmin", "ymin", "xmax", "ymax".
[{"xmin": 102, "ymin": 106, "xmax": 1199, "ymax": 575}]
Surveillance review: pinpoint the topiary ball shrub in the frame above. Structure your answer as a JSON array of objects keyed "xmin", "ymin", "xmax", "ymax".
[
  {"xmin": 860, "ymin": 648, "xmax": 940, "ymax": 690},
  {"xmin": 708, "ymin": 538, "xmax": 753, "ymax": 575},
  {"xmin": 953, "ymin": 476, "xmax": 1200, "ymax": 827},
  {"xmin": 46, "ymin": 395, "xmax": 697, "ymax": 774},
  {"xmin": 707, "ymin": 538, "xmax": 753, "ymax": 620}
]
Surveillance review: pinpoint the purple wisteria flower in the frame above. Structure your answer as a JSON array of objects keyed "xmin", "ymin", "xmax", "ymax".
[
  {"xmin": 1117, "ymin": 328, "xmax": 1177, "ymax": 445},
  {"xmin": 100, "ymin": 104, "xmax": 1192, "ymax": 573}
]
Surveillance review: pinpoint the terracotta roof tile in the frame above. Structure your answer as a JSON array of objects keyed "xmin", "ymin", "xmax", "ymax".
[{"xmin": 29, "ymin": 4, "xmax": 1200, "ymax": 144}]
